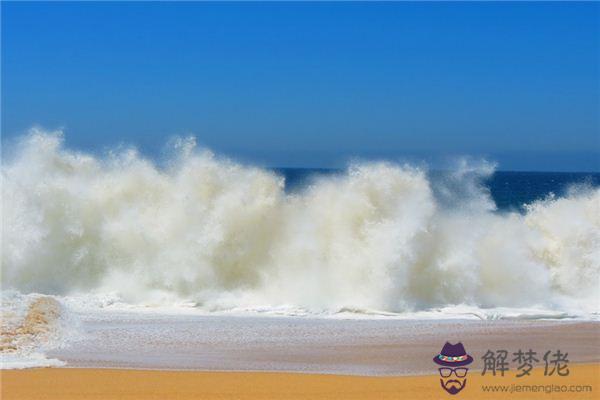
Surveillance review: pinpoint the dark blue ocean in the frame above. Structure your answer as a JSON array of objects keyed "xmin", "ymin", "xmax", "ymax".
[{"xmin": 276, "ymin": 169, "xmax": 600, "ymax": 212}]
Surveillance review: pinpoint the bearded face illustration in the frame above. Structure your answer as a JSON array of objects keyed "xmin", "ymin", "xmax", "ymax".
[
  {"xmin": 438, "ymin": 367, "xmax": 469, "ymax": 395},
  {"xmin": 433, "ymin": 342, "xmax": 473, "ymax": 395}
]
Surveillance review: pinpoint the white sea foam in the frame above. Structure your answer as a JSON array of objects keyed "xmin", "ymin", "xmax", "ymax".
[
  {"xmin": 0, "ymin": 291, "xmax": 69, "ymax": 369},
  {"xmin": 2, "ymin": 129, "xmax": 599, "ymax": 319}
]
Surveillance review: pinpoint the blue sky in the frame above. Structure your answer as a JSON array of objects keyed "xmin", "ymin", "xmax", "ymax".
[{"xmin": 2, "ymin": 2, "xmax": 599, "ymax": 171}]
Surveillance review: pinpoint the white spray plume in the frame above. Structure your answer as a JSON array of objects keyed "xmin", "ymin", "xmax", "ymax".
[{"xmin": 2, "ymin": 129, "xmax": 599, "ymax": 314}]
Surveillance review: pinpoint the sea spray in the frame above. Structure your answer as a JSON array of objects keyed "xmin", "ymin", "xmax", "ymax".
[{"xmin": 2, "ymin": 129, "xmax": 599, "ymax": 314}]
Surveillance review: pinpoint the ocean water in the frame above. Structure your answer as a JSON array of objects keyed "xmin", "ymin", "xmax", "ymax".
[
  {"xmin": 278, "ymin": 168, "xmax": 600, "ymax": 212},
  {"xmin": 1, "ymin": 129, "xmax": 599, "ymax": 368}
]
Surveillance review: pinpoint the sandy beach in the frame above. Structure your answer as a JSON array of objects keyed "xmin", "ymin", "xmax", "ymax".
[
  {"xmin": 3, "ymin": 364, "xmax": 599, "ymax": 400},
  {"xmin": 2, "ymin": 317, "xmax": 599, "ymax": 399}
]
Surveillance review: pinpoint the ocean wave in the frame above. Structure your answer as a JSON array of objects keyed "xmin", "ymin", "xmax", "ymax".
[
  {"xmin": 2, "ymin": 129, "xmax": 599, "ymax": 316},
  {"xmin": 0, "ymin": 291, "xmax": 68, "ymax": 368}
]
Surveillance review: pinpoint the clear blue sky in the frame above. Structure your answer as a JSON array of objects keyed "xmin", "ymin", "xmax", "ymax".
[{"xmin": 2, "ymin": 2, "xmax": 599, "ymax": 171}]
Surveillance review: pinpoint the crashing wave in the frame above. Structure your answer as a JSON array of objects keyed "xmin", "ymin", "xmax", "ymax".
[{"xmin": 2, "ymin": 129, "xmax": 599, "ymax": 316}]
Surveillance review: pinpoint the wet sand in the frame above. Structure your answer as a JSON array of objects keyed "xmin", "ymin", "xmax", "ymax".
[
  {"xmin": 3, "ymin": 364, "xmax": 599, "ymax": 400},
  {"xmin": 49, "ymin": 313, "xmax": 600, "ymax": 375}
]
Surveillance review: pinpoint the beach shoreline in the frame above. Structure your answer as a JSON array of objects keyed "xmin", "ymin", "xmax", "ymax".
[
  {"xmin": 3, "ymin": 364, "xmax": 599, "ymax": 400},
  {"xmin": 44, "ymin": 315, "xmax": 600, "ymax": 375},
  {"xmin": 3, "ymin": 318, "xmax": 599, "ymax": 399}
]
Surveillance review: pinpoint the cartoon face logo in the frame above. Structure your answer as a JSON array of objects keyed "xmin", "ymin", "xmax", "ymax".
[{"xmin": 433, "ymin": 342, "xmax": 473, "ymax": 395}]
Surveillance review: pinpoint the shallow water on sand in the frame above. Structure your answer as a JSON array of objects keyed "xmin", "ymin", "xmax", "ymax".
[{"xmin": 46, "ymin": 308, "xmax": 600, "ymax": 375}]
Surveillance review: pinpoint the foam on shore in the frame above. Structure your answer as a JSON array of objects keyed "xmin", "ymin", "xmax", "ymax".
[{"xmin": 1, "ymin": 292, "xmax": 67, "ymax": 369}]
